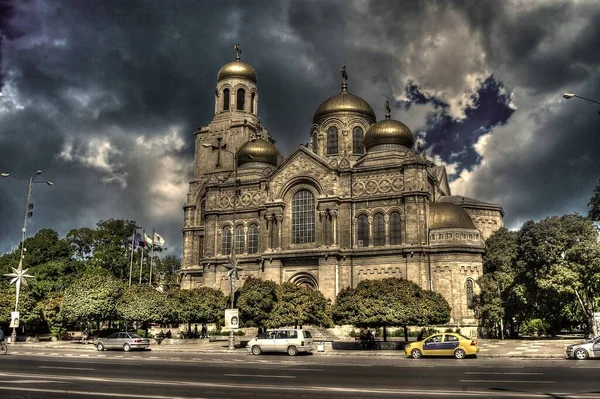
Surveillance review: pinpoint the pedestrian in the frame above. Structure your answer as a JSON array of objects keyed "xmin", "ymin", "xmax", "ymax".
[
  {"xmin": 201, "ymin": 323, "xmax": 207, "ymax": 339},
  {"xmin": 165, "ymin": 329, "xmax": 172, "ymax": 339},
  {"xmin": 366, "ymin": 329, "xmax": 375, "ymax": 350},
  {"xmin": 194, "ymin": 324, "xmax": 199, "ymax": 339},
  {"xmin": 359, "ymin": 328, "xmax": 367, "ymax": 349},
  {"xmin": 82, "ymin": 327, "xmax": 90, "ymax": 344},
  {"xmin": 0, "ymin": 327, "xmax": 4, "ymax": 342},
  {"xmin": 416, "ymin": 332, "xmax": 423, "ymax": 341}
]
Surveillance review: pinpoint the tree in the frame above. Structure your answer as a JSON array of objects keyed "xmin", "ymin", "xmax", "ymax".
[
  {"xmin": 588, "ymin": 178, "xmax": 600, "ymax": 222},
  {"xmin": 38, "ymin": 295, "xmax": 66, "ymax": 338},
  {"xmin": 153, "ymin": 255, "xmax": 181, "ymax": 292},
  {"xmin": 332, "ymin": 278, "xmax": 450, "ymax": 341},
  {"xmin": 475, "ymin": 228, "xmax": 525, "ymax": 338},
  {"xmin": 168, "ymin": 287, "xmax": 227, "ymax": 328},
  {"xmin": 237, "ymin": 277, "xmax": 277, "ymax": 328},
  {"xmin": 61, "ymin": 268, "xmax": 124, "ymax": 328},
  {"xmin": 266, "ymin": 283, "xmax": 333, "ymax": 329},
  {"xmin": 117, "ymin": 285, "xmax": 168, "ymax": 329},
  {"xmin": 92, "ymin": 219, "xmax": 139, "ymax": 281}
]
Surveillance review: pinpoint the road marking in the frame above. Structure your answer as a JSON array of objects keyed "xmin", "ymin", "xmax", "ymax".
[
  {"xmin": 39, "ymin": 366, "xmax": 95, "ymax": 371},
  {"xmin": 224, "ymin": 373, "xmax": 296, "ymax": 379},
  {"xmin": 460, "ymin": 379, "xmax": 554, "ymax": 384},
  {"xmin": 465, "ymin": 372, "xmax": 543, "ymax": 375}
]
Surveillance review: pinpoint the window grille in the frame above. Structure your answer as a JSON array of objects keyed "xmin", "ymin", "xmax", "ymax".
[
  {"xmin": 358, "ymin": 214, "xmax": 369, "ymax": 247},
  {"xmin": 223, "ymin": 88, "xmax": 230, "ymax": 110},
  {"xmin": 248, "ymin": 224, "xmax": 258, "ymax": 254},
  {"xmin": 373, "ymin": 213, "xmax": 385, "ymax": 246},
  {"xmin": 353, "ymin": 126, "xmax": 364, "ymax": 154},
  {"xmin": 390, "ymin": 211, "xmax": 401, "ymax": 245},
  {"xmin": 327, "ymin": 126, "xmax": 338, "ymax": 155},
  {"xmin": 235, "ymin": 225, "xmax": 244, "ymax": 254},
  {"xmin": 221, "ymin": 226, "xmax": 231, "ymax": 255},
  {"xmin": 292, "ymin": 190, "xmax": 315, "ymax": 244}
]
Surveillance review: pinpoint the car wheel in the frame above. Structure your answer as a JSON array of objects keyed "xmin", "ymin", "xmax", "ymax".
[
  {"xmin": 287, "ymin": 345, "xmax": 298, "ymax": 356},
  {"xmin": 96, "ymin": 343, "xmax": 104, "ymax": 351},
  {"xmin": 411, "ymin": 348, "xmax": 422, "ymax": 359},
  {"xmin": 251, "ymin": 345, "xmax": 262, "ymax": 355},
  {"xmin": 454, "ymin": 349, "xmax": 467, "ymax": 359},
  {"xmin": 123, "ymin": 343, "xmax": 131, "ymax": 352},
  {"xmin": 574, "ymin": 348, "xmax": 589, "ymax": 360}
]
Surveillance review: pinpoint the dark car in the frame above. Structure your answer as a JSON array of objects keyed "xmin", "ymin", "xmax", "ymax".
[{"xmin": 94, "ymin": 332, "xmax": 150, "ymax": 352}]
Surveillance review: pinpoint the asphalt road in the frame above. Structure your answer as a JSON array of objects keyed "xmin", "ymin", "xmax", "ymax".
[{"xmin": 1, "ymin": 347, "xmax": 600, "ymax": 398}]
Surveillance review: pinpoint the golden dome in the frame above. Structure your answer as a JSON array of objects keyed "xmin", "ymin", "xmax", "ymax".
[
  {"xmin": 429, "ymin": 202, "xmax": 477, "ymax": 230},
  {"xmin": 313, "ymin": 91, "xmax": 376, "ymax": 123},
  {"xmin": 237, "ymin": 139, "xmax": 280, "ymax": 166},
  {"xmin": 363, "ymin": 119, "xmax": 415, "ymax": 150},
  {"xmin": 217, "ymin": 60, "xmax": 257, "ymax": 83}
]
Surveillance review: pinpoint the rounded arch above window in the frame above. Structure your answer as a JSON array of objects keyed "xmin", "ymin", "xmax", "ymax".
[{"xmin": 289, "ymin": 272, "xmax": 318, "ymax": 290}]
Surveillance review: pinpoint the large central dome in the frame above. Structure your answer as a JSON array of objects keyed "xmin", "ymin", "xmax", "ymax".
[
  {"xmin": 429, "ymin": 202, "xmax": 477, "ymax": 230},
  {"xmin": 313, "ymin": 91, "xmax": 376, "ymax": 123}
]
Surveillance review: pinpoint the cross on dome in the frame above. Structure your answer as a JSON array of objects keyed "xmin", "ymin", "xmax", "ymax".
[{"xmin": 234, "ymin": 43, "xmax": 242, "ymax": 61}]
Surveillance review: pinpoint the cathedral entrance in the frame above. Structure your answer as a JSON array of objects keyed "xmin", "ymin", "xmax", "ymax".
[{"xmin": 288, "ymin": 272, "xmax": 318, "ymax": 290}]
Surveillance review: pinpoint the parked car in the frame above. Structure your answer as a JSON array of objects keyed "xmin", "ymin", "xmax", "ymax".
[
  {"xmin": 247, "ymin": 328, "xmax": 313, "ymax": 356},
  {"xmin": 404, "ymin": 332, "xmax": 479, "ymax": 359},
  {"xmin": 94, "ymin": 332, "xmax": 150, "ymax": 352},
  {"xmin": 566, "ymin": 337, "xmax": 600, "ymax": 360}
]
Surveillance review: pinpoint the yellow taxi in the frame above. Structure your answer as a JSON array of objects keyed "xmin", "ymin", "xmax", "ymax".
[{"xmin": 404, "ymin": 332, "xmax": 479, "ymax": 359}]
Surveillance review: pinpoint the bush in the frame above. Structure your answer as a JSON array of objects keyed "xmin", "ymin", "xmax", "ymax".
[
  {"xmin": 520, "ymin": 319, "xmax": 548, "ymax": 336},
  {"xmin": 208, "ymin": 329, "xmax": 245, "ymax": 336}
]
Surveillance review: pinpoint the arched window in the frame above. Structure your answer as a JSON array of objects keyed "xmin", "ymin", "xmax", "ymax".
[
  {"xmin": 390, "ymin": 211, "xmax": 401, "ymax": 245},
  {"xmin": 234, "ymin": 225, "xmax": 244, "ymax": 254},
  {"xmin": 312, "ymin": 131, "xmax": 318, "ymax": 153},
  {"xmin": 327, "ymin": 126, "xmax": 338, "ymax": 155},
  {"xmin": 250, "ymin": 92, "xmax": 255, "ymax": 114},
  {"xmin": 357, "ymin": 214, "xmax": 369, "ymax": 247},
  {"xmin": 221, "ymin": 226, "xmax": 231, "ymax": 255},
  {"xmin": 353, "ymin": 126, "xmax": 364, "ymax": 155},
  {"xmin": 248, "ymin": 223, "xmax": 258, "ymax": 254},
  {"xmin": 373, "ymin": 213, "xmax": 385, "ymax": 246},
  {"xmin": 236, "ymin": 88, "xmax": 245, "ymax": 111},
  {"xmin": 466, "ymin": 278, "xmax": 474, "ymax": 309},
  {"xmin": 292, "ymin": 190, "xmax": 315, "ymax": 244},
  {"xmin": 223, "ymin": 88, "xmax": 230, "ymax": 111}
]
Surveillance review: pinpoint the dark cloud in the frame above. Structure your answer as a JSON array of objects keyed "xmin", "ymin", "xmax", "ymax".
[{"xmin": 1, "ymin": 0, "xmax": 599, "ymax": 258}]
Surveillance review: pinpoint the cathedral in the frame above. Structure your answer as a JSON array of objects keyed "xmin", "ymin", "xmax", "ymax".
[{"xmin": 181, "ymin": 46, "xmax": 504, "ymax": 325}]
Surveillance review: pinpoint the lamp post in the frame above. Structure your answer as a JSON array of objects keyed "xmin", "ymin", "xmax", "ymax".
[
  {"xmin": 2, "ymin": 170, "xmax": 53, "ymax": 343},
  {"xmin": 203, "ymin": 138, "xmax": 241, "ymax": 350},
  {"xmin": 563, "ymin": 93, "xmax": 600, "ymax": 114}
]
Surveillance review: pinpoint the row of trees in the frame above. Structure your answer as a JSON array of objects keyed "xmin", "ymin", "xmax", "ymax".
[{"xmin": 475, "ymin": 179, "xmax": 600, "ymax": 338}]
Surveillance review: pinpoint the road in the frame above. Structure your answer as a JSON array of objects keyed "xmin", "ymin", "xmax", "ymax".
[{"xmin": 0, "ymin": 347, "xmax": 599, "ymax": 398}]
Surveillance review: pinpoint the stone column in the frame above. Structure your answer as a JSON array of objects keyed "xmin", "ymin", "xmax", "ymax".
[
  {"xmin": 243, "ymin": 226, "xmax": 248, "ymax": 255},
  {"xmin": 384, "ymin": 214, "xmax": 390, "ymax": 247},
  {"xmin": 330, "ymin": 209, "xmax": 338, "ymax": 246},
  {"xmin": 368, "ymin": 216, "xmax": 373, "ymax": 248},
  {"xmin": 319, "ymin": 210, "xmax": 328, "ymax": 246},
  {"xmin": 276, "ymin": 214, "xmax": 283, "ymax": 250},
  {"xmin": 265, "ymin": 214, "xmax": 274, "ymax": 250}
]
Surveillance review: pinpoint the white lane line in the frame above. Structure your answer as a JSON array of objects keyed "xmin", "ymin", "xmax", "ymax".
[
  {"xmin": 465, "ymin": 372, "xmax": 543, "ymax": 375},
  {"xmin": 460, "ymin": 379, "xmax": 553, "ymax": 384},
  {"xmin": 39, "ymin": 366, "xmax": 95, "ymax": 371},
  {"xmin": 224, "ymin": 373, "xmax": 296, "ymax": 379}
]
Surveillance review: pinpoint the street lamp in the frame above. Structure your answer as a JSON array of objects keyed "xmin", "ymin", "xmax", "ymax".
[
  {"xmin": 563, "ymin": 93, "xmax": 600, "ymax": 114},
  {"xmin": 2, "ymin": 170, "xmax": 53, "ymax": 343},
  {"xmin": 202, "ymin": 138, "xmax": 245, "ymax": 350}
]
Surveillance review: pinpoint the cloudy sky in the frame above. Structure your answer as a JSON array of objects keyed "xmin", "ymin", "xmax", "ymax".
[{"xmin": 1, "ymin": 0, "xmax": 599, "ymax": 258}]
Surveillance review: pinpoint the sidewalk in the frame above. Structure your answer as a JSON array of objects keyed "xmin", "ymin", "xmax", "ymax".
[{"xmin": 8, "ymin": 337, "xmax": 584, "ymax": 358}]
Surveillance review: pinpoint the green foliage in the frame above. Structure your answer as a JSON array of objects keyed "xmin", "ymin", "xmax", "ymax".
[
  {"xmin": 588, "ymin": 178, "xmax": 600, "ymax": 222},
  {"xmin": 154, "ymin": 255, "xmax": 181, "ymax": 292},
  {"xmin": 61, "ymin": 269, "xmax": 124, "ymax": 324},
  {"xmin": 266, "ymin": 283, "xmax": 333, "ymax": 328},
  {"xmin": 167, "ymin": 287, "xmax": 227, "ymax": 324},
  {"xmin": 237, "ymin": 277, "xmax": 277, "ymax": 327},
  {"xmin": 38, "ymin": 295, "xmax": 66, "ymax": 333},
  {"xmin": 117, "ymin": 285, "xmax": 168, "ymax": 324},
  {"xmin": 332, "ymin": 278, "xmax": 450, "ymax": 332},
  {"xmin": 520, "ymin": 319, "xmax": 549, "ymax": 336},
  {"xmin": 478, "ymin": 214, "xmax": 600, "ymax": 338}
]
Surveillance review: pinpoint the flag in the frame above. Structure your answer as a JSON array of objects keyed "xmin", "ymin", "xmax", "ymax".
[
  {"xmin": 153, "ymin": 232, "xmax": 166, "ymax": 247},
  {"xmin": 134, "ymin": 234, "xmax": 145, "ymax": 248},
  {"xmin": 144, "ymin": 232, "xmax": 153, "ymax": 249}
]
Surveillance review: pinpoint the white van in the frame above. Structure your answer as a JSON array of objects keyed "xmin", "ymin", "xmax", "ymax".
[{"xmin": 246, "ymin": 329, "xmax": 313, "ymax": 356}]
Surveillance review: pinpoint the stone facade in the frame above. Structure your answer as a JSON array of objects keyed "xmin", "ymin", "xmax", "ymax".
[{"xmin": 181, "ymin": 51, "xmax": 504, "ymax": 324}]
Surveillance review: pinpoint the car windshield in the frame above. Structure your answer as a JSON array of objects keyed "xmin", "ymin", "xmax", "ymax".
[{"xmin": 129, "ymin": 334, "xmax": 141, "ymax": 338}]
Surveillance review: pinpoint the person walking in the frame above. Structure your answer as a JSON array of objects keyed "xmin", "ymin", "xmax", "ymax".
[{"xmin": 201, "ymin": 323, "xmax": 208, "ymax": 339}]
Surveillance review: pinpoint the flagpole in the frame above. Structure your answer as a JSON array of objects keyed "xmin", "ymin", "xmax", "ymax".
[
  {"xmin": 129, "ymin": 228, "xmax": 136, "ymax": 287},
  {"xmin": 149, "ymin": 229, "xmax": 155, "ymax": 286},
  {"xmin": 139, "ymin": 229, "xmax": 145, "ymax": 284}
]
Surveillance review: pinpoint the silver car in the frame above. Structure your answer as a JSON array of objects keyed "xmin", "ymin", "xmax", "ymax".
[
  {"xmin": 566, "ymin": 337, "xmax": 600, "ymax": 359},
  {"xmin": 95, "ymin": 332, "xmax": 150, "ymax": 352},
  {"xmin": 247, "ymin": 329, "xmax": 313, "ymax": 356}
]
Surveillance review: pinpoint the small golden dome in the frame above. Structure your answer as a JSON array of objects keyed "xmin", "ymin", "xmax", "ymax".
[
  {"xmin": 363, "ymin": 119, "xmax": 415, "ymax": 150},
  {"xmin": 237, "ymin": 139, "xmax": 280, "ymax": 166},
  {"xmin": 429, "ymin": 202, "xmax": 477, "ymax": 230},
  {"xmin": 313, "ymin": 92, "xmax": 376, "ymax": 123},
  {"xmin": 217, "ymin": 60, "xmax": 257, "ymax": 83}
]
